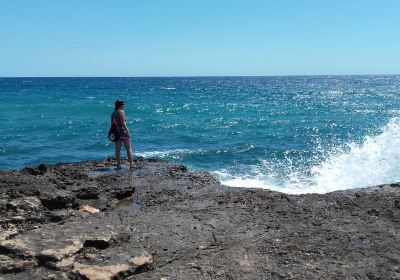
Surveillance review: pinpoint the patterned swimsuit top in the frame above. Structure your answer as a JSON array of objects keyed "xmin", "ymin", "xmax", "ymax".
[{"xmin": 111, "ymin": 110, "xmax": 124, "ymax": 132}]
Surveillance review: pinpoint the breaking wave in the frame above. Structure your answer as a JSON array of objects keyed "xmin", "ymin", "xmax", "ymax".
[{"xmin": 215, "ymin": 117, "xmax": 400, "ymax": 194}]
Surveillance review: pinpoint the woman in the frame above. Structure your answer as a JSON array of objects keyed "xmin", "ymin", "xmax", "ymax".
[{"xmin": 111, "ymin": 99, "xmax": 134, "ymax": 169}]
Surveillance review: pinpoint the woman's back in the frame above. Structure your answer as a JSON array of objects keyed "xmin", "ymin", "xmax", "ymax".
[{"xmin": 111, "ymin": 110, "xmax": 123, "ymax": 132}]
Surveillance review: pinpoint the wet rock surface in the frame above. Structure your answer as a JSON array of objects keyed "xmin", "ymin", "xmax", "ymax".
[{"xmin": 0, "ymin": 158, "xmax": 399, "ymax": 279}]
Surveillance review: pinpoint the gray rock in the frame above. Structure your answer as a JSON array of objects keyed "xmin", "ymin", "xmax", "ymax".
[
  {"xmin": 40, "ymin": 190, "xmax": 76, "ymax": 210},
  {"xmin": 0, "ymin": 159, "xmax": 400, "ymax": 279}
]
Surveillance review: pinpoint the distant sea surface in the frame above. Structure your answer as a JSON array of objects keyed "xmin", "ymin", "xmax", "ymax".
[{"xmin": 1, "ymin": 76, "xmax": 400, "ymax": 194}]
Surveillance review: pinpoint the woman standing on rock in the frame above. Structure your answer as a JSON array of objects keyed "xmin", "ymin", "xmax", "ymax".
[{"xmin": 111, "ymin": 99, "xmax": 134, "ymax": 169}]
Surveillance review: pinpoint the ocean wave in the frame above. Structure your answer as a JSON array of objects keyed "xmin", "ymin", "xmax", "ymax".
[
  {"xmin": 311, "ymin": 117, "xmax": 400, "ymax": 192},
  {"xmin": 215, "ymin": 117, "xmax": 400, "ymax": 194}
]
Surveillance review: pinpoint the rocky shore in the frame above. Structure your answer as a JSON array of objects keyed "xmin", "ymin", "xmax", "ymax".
[{"xmin": 0, "ymin": 159, "xmax": 399, "ymax": 279}]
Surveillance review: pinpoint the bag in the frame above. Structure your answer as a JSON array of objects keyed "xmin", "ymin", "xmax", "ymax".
[{"xmin": 108, "ymin": 124, "xmax": 120, "ymax": 142}]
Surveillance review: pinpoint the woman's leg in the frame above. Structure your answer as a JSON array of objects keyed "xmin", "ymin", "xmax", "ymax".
[
  {"xmin": 115, "ymin": 141, "xmax": 122, "ymax": 169},
  {"xmin": 123, "ymin": 138, "xmax": 133, "ymax": 167}
]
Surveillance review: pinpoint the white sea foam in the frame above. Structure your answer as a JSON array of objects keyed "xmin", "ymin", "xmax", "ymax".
[
  {"xmin": 216, "ymin": 117, "xmax": 400, "ymax": 194},
  {"xmin": 136, "ymin": 149, "xmax": 204, "ymax": 160},
  {"xmin": 311, "ymin": 117, "xmax": 400, "ymax": 192}
]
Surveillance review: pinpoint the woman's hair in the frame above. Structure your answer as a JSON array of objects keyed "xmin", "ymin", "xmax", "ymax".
[{"xmin": 115, "ymin": 99, "xmax": 125, "ymax": 110}]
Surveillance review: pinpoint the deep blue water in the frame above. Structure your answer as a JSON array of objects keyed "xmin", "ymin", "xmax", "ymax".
[{"xmin": 1, "ymin": 76, "xmax": 400, "ymax": 193}]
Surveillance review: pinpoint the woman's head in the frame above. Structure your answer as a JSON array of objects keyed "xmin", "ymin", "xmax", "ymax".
[{"xmin": 115, "ymin": 99, "xmax": 125, "ymax": 110}]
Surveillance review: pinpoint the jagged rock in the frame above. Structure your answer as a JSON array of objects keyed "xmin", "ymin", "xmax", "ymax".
[
  {"xmin": 1, "ymin": 159, "xmax": 400, "ymax": 279},
  {"xmin": 22, "ymin": 167, "xmax": 43, "ymax": 176},
  {"xmin": 38, "ymin": 163, "xmax": 49, "ymax": 172},
  {"xmin": 72, "ymin": 184, "xmax": 100, "ymax": 199},
  {"xmin": 45, "ymin": 257, "xmax": 75, "ymax": 271},
  {"xmin": 39, "ymin": 240, "xmax": 83, "ymax": 262},
  {"xmin": 20, "ymin": 163, "xmax": 49, "ymax": 176},
  {"xmin": 40, "ymin": 190, "xmax": 76, "ymax": 210},
  {"xmin": 114, "ymin": 187, "xmax": 135, "ymax": 200},
  {"xmin": 0, "ymin": 219, "xmax": 119, "ymax": 266},
  {"xmin": 0, "ymin": 239, "xmax": 35, "ymax": 258},
  {"xmin": 2, "ymin": 268, "xmax": 69, "ymax": 280},
  {"xmin": 0, "ymin": 255, "xmax": 37, "ymax": 273},
  {"xmin": 0, "ymin": 229, "xmax": 19, "ymax": 241},
  {"xmin": 73, "ymin": 263, "xmax": 131, "ymax": 280},
  {"xmin": 129, "ymin": 253, "xmax": 153, "ymax": 266},
  {"xmin": 79, "ymin": 204, "xmax": 100, "ymax": 214},
  {"xmin": 8, "ymin": 196, "xmax": 42, "ymax": 210}
]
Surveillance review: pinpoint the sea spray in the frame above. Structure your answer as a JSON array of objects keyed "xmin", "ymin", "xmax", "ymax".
[
  {"xmin": 311, "ymin": 117, "xmax": 400, "ymax": 193},
  {"xmin": 217, "ymin": 117, "xmax": 400, "ymax": 194}
]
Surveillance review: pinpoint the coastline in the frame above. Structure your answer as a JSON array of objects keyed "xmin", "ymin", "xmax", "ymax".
[{"xmin": 0, "ymin": 159, "xmax": 399, "ymax": 279}]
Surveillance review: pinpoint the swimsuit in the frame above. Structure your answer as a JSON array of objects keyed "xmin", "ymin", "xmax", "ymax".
[{"xmin": 111, "ymin": 110, "xmax": 128, "ymax": 140}]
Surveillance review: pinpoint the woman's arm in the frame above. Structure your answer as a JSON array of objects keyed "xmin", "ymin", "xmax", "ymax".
[{"xmin": 119, "ymin": 111, "xmax": 130, "ymax": 138}]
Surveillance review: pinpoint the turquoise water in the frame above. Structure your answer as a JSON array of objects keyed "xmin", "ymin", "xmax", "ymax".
[{"xmin": 1, "ymin": 76, "xmax": 400, "ymax": 193}]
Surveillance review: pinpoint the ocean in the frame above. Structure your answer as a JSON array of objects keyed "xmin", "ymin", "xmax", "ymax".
[{"xmin": 1, "ymin": 76, "xmax": 400, "ymax": 194}]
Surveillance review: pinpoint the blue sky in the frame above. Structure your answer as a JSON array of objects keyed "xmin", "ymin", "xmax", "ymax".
[{"xmin": 0, "ymin": 0, "xmax": 399, "ymax": 76}]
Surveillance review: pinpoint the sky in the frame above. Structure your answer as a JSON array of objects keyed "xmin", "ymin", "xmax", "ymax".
[{"xmin": 0, "ymin": 0, "xmax": 399, "ymax": 77}]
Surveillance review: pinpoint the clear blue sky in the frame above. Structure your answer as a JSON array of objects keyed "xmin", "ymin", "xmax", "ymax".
[{"xmin": 0, "ymin": 0, "xmax": 399, "ymax": 77}]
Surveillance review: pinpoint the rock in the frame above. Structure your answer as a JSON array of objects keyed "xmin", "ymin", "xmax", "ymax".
[
  {"xmin": 1, "ymin": 159, "xmax": 400, "ymax": 279},
  {"xmin": 20, "ymin": 163, "xmax": 49, "ymax": 176},
  {"xmin": 73, "ymin": 263, "xmax": 131, "ymax": 280},
  {"xmin": 114, "ymin": 187, "xmax": 135, "ymax": 200},
  {"xmin": 8, "ymin": 196, "xmax": 42, "ymax": 210},
  {"xmin": 22, "ymin": 168, "xmax": 42, "ymax": 176},
  {"xmin": 3, "ymin": 269, "xmax": 69, "ymax": 280},
  {"xmin": 79, "ymin": 204, "xmax": 100, "ymax": 214},
  {"xmin": 0, "ymin": 255, "xmax": 37, "ymax": 273},
  {"xmin": 38, "ymin": 163, "xmax": 49, "ymax": 173},
  {"xmin": 55, "ymin": 257, "xmax": 75, "ymax": 270},
  {"xmin": 238, "ymin": 254, "xmax": 252, "ymax": 268},
  {"xmin": 42, "ymin": 272, "xmax": 69, "ymax": 280},
  {"xmin": 39, "ymin": 240, "xmax": 83, "ymax": 262},
  {"xmin": 42, "ymin": 257, "xmax": 76, "ymax": 271},
  {"xmin": 72, "ymin": 184, "xmax": 100, "ymax": 199},
  {"xmin": 0, "ymin": 229, "xmax": 19, "ymax": 241},
  {"xmin": 0, "ymin": 239, "xmax": 35, "ymax": 258},
  {"xmin": 129, "ymin": 253, "xmax": 153, "ymax": 266},
  {"xmin": 0, "ymin": 219, "xmax": 118, "ymax": 263},
  {"xmin": 40, "ymin": 190, "xmax": 76, "ymax": 210}
]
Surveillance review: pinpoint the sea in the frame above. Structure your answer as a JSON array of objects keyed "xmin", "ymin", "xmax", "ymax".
[{"xmin": 1, "ymin": 76, "xmax": 400, "ymax": 194}]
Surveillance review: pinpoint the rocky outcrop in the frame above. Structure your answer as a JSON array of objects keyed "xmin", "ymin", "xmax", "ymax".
[{"xmin": 0, "ymin": 159, "xmax": 399, "ymax": 279}]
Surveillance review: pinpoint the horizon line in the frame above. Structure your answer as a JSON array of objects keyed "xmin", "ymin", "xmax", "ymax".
[{"xmin": 1, "ymin": 73, "xmax": 399, "ymax": 79}]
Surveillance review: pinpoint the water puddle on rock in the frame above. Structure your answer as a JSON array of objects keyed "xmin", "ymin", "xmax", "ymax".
[
  {"xmin": 88, "ymin": 165, "xmax": 144, "ymax": 179},
  {"xmin": 89, "ymin": 163, "xmax": 144, "ymax": 178},
  {"xmin": 114, "ymin": 196, "xmax": 142, "ymax": 211},
  {"xmin": 88, "ymin": 166, "xmax": 132, "ymax": 177}
]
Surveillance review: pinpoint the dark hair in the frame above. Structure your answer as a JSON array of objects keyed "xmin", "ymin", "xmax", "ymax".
[{"xmin": 115, "ymin": 99, "xmax": 125, "ymax": 110}]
